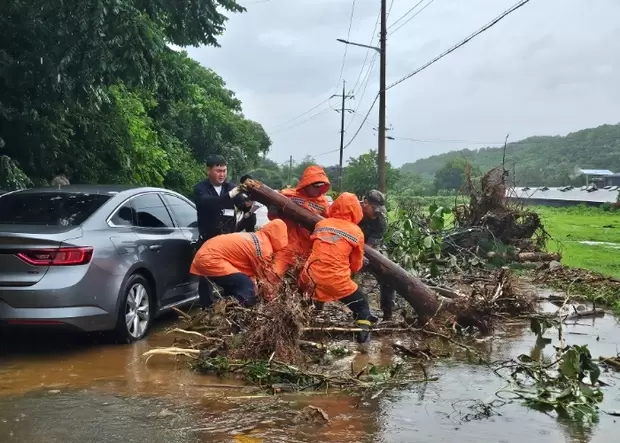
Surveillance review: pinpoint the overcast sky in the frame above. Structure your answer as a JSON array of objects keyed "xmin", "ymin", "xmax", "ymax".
[{"xmin": 184, "ymin": 0, "xmax": 620, "ymax": 167}]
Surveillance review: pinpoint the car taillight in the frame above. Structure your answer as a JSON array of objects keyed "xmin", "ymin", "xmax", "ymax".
[{"xmin": 16, "ymin": 247, "xmax": 94, "ymax": 266}]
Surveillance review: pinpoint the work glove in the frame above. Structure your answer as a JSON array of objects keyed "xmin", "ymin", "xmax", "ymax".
[
  {"xmin": 354, "ymin": 319, "xmax": 371, "ymax": 343},
  {"xmin": 229, "ymin": 186, "xmax": 241, "ymax": 199}
]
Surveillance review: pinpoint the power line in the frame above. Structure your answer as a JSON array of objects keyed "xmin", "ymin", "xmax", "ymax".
[
  {"xmin": 391, "ymin": 137, "xmax": 505, "ymax": 144},
  {"xmin": 270, "ymin": 98, "xmax": 332, "ymax": 130},
  {"xmin": 349, "ymin": 13, "xmax": 380, "ymax": 94},
  {"xmin": 349, "ymin": 0, "xmax": 393, "ymax": 95},
  {"xmin": 387, "ymin": 0, "xmax": 426, "ymax": 30},
  {"xmin": 271, "ymin": 105, "xmax": 335, "ymax": 135},
  {"xmin": 388, "ymin": 0, "xmax": 436, "ymax": 36},
  {"xmin": 346, "ymin": 52, "xmax": 378, "ymax": 131},
  {"xmin": 335, "ymin": 0, "xmax": 358, "ymax": 92},
  {"xmin": 341, "ymin": 0, "xmax": 534, "ymax": 150},
  {"xmin": 343, "ymin": 93, "xmax": 380, "ymax": 149},
  {"xmin": 388, "ymin": 0, "xmax": 534, "ymax": 90},
  {"xmin": 323, "ymin": 0, "xmax": 534, "ymax": 160}
]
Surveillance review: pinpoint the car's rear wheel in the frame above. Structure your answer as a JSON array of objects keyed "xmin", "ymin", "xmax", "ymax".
[{"xmin": 114, "ymin": 274, "xmax": 152, "ymax": 343}]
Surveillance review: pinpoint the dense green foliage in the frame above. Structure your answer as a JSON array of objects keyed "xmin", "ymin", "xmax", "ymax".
[
  {"xmin": 402, "ymin": 123, "xmax": 620, "ymax": 187},
  {"xmin": 0, "ymin": 0, "xmax": 270, "ymax": 195},
  {"xmin": 433, "ymin": 158, "xmax": 481, "ymax": 193},
  {"xmin": 247, "ymin": 151, "xmax": 435, "ymax": 198}
]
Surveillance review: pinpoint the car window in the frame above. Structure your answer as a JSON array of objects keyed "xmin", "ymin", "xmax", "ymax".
[
  {"xmin": 132, "ymin": 194, "xmax": 174, "ymax": 228},
  {"xmin": 162, "ymin": 194, "xmax": 198, "ymax": 228},
  {"xmin": 109, "ymin": 203, "xmax": 136, "ymax": 227},
  {"xmin": 0, "ymin": 192, "xmax": 110, "ymax": 226}
]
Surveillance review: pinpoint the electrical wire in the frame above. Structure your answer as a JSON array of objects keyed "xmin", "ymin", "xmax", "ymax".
[
  {"xmin": 271, "ymin": 104, "xmax": 335, "ymax": 135},
  {"xmin": 388, "ymin": 0, "xmax": 436, "ymax": 36},
  {"xmin": 341, "ymin": 0, "xmax": 535, "ymax": 150},
  {"xmin": 270, "ymin": 98, "xmax": 332, "ymax": 130},
  {"xmin": 387, "ymin": 0, "xmax": 426, "ymax": 30},
  {"xmin": 349, "ymin": 0, "xmax": 394, "ymax": 95},
  {"xmin": 349, "ymin": 13, "xmax": 380, "ymax": 94},
  {"xmin": 334, "ymin": 0, "xmax": 358, "ymax": 92},
  {"xmin": 345, "ymin": 53, "xmax": 378, "ymax": 131},
  {"xmin": 391, "ymin": 137, "xmax": 505, "ymax": 144},
  {"xmin": 388, "ymin": 0, "xmax": 534, "ymax": 90},
  {"xmin": 343, "ymin": 93, "xmax": 380, "ymax": 149}
]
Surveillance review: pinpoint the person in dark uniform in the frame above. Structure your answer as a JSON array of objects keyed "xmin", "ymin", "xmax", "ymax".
[
  {"xmin": 358, "ymin": 190, "xmax": 396, "ymax": 321},
  {"xmin": 234, "ymin": 174, "xmax": 258, "ymax": 233},
  {"xmin": 192, "ymin": 155, "xmax": 251, "ymax": 308}
]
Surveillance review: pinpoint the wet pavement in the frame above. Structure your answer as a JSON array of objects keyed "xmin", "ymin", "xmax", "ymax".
[{"xmin": 1, "ymin": 299, "xmax": 619, "ymax": 443}]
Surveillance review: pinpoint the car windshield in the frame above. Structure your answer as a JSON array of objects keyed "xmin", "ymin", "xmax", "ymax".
[{"xmin": 0, "ymin": 192, "xmax": 111, "ymax": 226}]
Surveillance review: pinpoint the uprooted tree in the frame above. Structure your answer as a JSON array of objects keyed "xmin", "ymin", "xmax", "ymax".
[
  {"xmin": 243, "ymin": 179, "xmax": 491, "ymax": 332},
  {"xmin": 443, "ymin": 165, "xmax": 553, "ymax": 260}
]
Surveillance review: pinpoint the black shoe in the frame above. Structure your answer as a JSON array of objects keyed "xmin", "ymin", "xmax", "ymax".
[
  {"xmin": 368, "ymin": 314, "xmax": 379, "ymax": 324},
  {"xmin": 313, "ymin": 301, "xmax": 325, "ymax": 311},
  {"xmin": 355, "ymin": 320, "xmax": 371, "ymax": 343}
]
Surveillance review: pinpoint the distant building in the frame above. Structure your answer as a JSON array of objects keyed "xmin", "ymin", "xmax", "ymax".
[
  {"xmin": 506, "ymin": 185, "xmax": 618, "ymax": 207},
  {"xmin": 575, "ymin": 168, "xmax": 614, "ymax": 186},
  {"xmin": 603, "ymin": 173, "xmax": 620, "ymax": 187},
  {"xmin": 50, "ymin": 174, "xmax": 70, "ymax": 186}
]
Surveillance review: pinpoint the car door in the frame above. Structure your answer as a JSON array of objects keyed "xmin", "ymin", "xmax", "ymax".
[
  {"xmin": 160, "ymin": 193, "xmax": 199, "ymax": 296},
  {"xmin": 131, "ymin": 193, "xmax": 186, "ymax": 307}
]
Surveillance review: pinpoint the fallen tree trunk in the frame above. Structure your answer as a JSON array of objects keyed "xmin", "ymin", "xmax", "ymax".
[
  {"xmin": 486, "ymin": 251, "xmax": 561, "ymax": 262},
  {"xmin": 244, "ymin": 179, "xmax": 488, "ymax": 331}
]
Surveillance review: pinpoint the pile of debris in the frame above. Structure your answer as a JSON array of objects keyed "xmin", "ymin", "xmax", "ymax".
[
  {"xmin": 534, "ymin": 262, "xmax": 620, "ymax": 302},
  {"xmin": 446, "ymin": 166, "xmax": 554, "ymax": 261},
  {"xmin": 143, "ymin": 172, "xmax": 542, "ymax": 392},
  {"xmin": 144, "ymin": 268, "xmax": 535, "ymax": 392}
]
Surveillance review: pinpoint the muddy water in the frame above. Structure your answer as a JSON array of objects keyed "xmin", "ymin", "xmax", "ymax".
[{"xmin": 1, "ymin": 302, "xmax": 619, "ymax": 443}]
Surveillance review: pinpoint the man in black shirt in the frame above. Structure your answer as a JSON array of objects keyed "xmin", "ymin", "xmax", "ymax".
[
  {"xmin": 192, "ymin": 155, "xmax": 249, "ymax": 308},
  {"xmin": 359, "ymin": 190, "xmax": 395, "ymax": 321},
  {"xmin": 234, "ymin": 174, "xmax": 258, "ymax": 233}
]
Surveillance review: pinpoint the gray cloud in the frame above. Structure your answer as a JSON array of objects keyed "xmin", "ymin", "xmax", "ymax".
[{"xmin": 187, "ymin": 0, "xmax": 620, "ymax": 167}]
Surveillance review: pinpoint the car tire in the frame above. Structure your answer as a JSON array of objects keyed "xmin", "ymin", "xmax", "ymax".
[{"xmin": 114, "ymin": 273, "xmax": 153, "ymax": 344}]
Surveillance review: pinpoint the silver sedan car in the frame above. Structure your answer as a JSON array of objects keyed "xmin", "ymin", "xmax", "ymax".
[{"xmin": 0, "ymin": 185, "xmax": 201, "ymax": 342}]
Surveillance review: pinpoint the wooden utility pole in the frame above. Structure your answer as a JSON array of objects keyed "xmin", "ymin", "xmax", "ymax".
[
  {"xmin": 287, "ymin": 155, "xmax": 293, "ymax": 186},
  {"xmin": 332, "ymin": 80, "xmax": 353, "ymax": 192},
  {"xmin": 377, "ymin": 0, "xmax": 388, "ymax": 193}
]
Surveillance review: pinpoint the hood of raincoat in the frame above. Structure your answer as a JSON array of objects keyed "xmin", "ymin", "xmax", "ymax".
[
  {"xmin": 259, "ymin": 219, "xmax": 289, "ymax": 251},
  {"xmin": 296, "ymin": 165, "xmax": 330, "ymax": 195},
  {"xmin": 329, "ymin": 192, "xmax": 363, "ymax": 224}
]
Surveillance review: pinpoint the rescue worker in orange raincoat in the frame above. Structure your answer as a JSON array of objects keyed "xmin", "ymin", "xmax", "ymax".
[
  {"xmin": 190, "ymin": 219, "xmax": 288, "ymax": 308},
  {"xmin": 268, "ymin": 165, "xmax": 331, "ymax": 277},
  {"xmin": 298, "ymin": 192, "xmax": 375, "ymax": 343}
]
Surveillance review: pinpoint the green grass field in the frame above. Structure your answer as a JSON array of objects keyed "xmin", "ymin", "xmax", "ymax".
[
  {"xmin": 534, "ymin": 206, "xmax": 620, "ymax": 278},
  {"xmin": 388, "ymin": 197, "xmax": 620, "ymax": 278}
]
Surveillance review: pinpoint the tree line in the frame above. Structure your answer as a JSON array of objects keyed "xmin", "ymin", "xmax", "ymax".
[
  {"xmin": 401, "ymin": 123, "xmax": 620, "ymax": 187},
  {"xmin": 0, "ymin": 0, "xmax": 268, "ymax": 196},
  {"xmin": 248, "ymin": 151, "xmax": 437, "ymax": 198}
]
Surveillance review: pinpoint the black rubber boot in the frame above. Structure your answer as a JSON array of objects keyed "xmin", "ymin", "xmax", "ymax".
[
  {"xmin": 313, "ymin": 301, "xmax": 325, "ymax": 311},
  {"xmin": 355, "ymin": 320, "xmax": 371, "ymax": 343}
]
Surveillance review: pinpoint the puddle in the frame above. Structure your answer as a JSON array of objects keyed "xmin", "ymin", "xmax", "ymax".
[
  {"xmin": 0, "ymin": 302, "xmax": 619, "ymax": 442},
  {"xmin": 578, "ymin": 241, "xmax": 620, "ymax": 249}
]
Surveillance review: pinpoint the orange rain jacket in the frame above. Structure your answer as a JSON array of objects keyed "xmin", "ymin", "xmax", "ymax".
[
  {"xmin": 299, "ymin": 192, "xmax": 365, "ymax": 302},
  {"xmin": 190, "ymin": 219, "xmax": 288, "ymax": 279},
  {"xmin": 269, "ymin": 165, "xmax": 331, "ymax": 276}
]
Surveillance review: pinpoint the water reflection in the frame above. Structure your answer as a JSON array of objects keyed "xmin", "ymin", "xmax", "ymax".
[{"xmin": 0, "ymin": 300, "xmax": 618, "ymax": 442}]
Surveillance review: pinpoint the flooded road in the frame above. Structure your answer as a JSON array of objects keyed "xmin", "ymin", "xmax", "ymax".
[{"xmin": 1, "ymin": 300, "xmax": 619, "ymax": 442}]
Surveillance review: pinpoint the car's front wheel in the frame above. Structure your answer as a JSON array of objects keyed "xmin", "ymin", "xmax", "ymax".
[{"xmin": 114, "ymin": 274, "xmax": 152, "ymax": 343}]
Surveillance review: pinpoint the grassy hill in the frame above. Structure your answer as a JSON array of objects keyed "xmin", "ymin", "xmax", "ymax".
[{"xmin": 401, "ymin": 123, "xmax": 620, "ymax": 186}]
